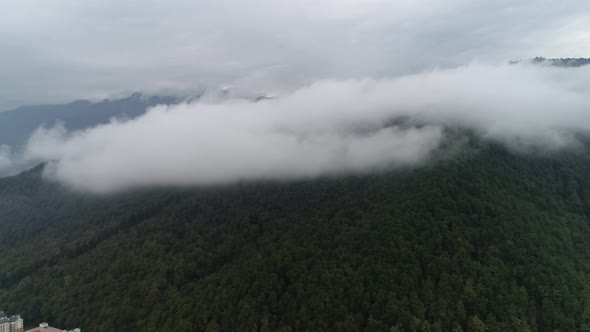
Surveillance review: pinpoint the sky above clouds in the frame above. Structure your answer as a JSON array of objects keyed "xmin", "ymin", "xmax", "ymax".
[{"xmin": 1, "ymin": 0, "xmax": 590, "ymax": 110}]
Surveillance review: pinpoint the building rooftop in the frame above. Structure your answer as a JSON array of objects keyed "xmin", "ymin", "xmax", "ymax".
[
  {"xmin": 26, "ymin": 326, "xmax": 63, "ymax": 332},
  {"xmin": 25, "ymin": 323, "xmax": 80, "ymax": 332},
  {"xmin": 25, "ymin": 327, "xmax": 64, "ymax": 332},
  {"xmin": 0, "ymin": 315, "xmax": 22, "ymax": 324}
]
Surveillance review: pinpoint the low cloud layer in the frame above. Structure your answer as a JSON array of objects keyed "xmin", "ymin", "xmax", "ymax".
[
  {"xmin": 14, "ymin": 63, "xmax": 590, "ymax": 192},
  {"xmin": 0, "ymin": 146, "xmax": 15, "ymax": 171}
]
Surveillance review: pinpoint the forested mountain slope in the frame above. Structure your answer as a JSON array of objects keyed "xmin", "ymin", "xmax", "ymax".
[{"xmin": 2, "ymin": 143, "xmax": 590, "ymax": 331}]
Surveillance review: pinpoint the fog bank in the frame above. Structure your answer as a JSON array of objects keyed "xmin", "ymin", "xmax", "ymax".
[{"xmin": 19, "ymin": 63, "xmax": 590, "ymax": 192}]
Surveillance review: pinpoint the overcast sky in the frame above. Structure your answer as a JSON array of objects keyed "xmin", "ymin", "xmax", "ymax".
[{"xmin": 1, "ymin": 0, "xmax": 590, "ymax": 110}]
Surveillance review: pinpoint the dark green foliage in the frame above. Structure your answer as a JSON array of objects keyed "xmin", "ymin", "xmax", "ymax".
[{"xmin": 2, "ymin": 144, "xmax": 590, "ymax": 331}]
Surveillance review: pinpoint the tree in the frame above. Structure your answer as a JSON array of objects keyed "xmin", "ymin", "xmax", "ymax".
[{"xmin": 467, "ymin": 315, "xmax": 485, "ymax": 332}]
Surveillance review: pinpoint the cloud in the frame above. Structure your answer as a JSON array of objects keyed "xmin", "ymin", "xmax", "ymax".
[
  {"xmin": 0, "ymin": 145, "xmax": 15, "ymax": 171},
  {"xmin": 1, "ymin": 0, "xmax": 590, "ymax": 110},
  {"xmin": 18, "ymin": 63, "xmax": 590, "ymax": 193}
]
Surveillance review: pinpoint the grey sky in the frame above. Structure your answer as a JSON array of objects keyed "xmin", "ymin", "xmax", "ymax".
[{"xmin": 1, "ymin": 0, "xmax": 589, "ymax": 110}]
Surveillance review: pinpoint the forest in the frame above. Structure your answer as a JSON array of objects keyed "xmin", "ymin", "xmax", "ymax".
[{"xmin": 1, "ymin": 141, "xmax": 590, "ymax": 331}]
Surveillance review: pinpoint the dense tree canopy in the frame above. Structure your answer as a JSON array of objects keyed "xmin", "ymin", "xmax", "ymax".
[{"xmin": 2, "ymin": 143, "xmax": 590, "ymax": 331}]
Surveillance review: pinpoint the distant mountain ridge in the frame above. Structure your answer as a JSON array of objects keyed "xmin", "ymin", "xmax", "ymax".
[
  {"xmin": 0, "ymin": 89, "xmax": 275, "ymax": 176},
  {"xmin": 0, "ymin": 88, "xmax": 275, "ymax": 151},
  {"xmin": 0, "ymin": 93, "xmax": 181, "ymax": 149},
  {"xmin": 510, "ymin": 57, "xmax": 590, "ymax": 67},
  {"xmin": 0, "ymin": 93, "xmax": 183, "ymax": 176},
  {"xmin": 532, "ymin": 57, "xmax": 590, "ymax": 67}
]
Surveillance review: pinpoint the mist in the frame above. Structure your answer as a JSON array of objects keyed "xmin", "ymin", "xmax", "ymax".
[
  {"xmin": 0, "ymin": 146, "xmax": 15, "ymax": 171},
  {"xmin": 15, "ymin": 63, "xmax": 590, "ymax": 192}
]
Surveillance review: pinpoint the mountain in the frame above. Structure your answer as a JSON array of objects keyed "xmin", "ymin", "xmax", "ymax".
[
  {"xmin": 532, "ymin": 57, "xmax": 590, "ymax": 67},
  {"xmin": 1, "ymin": 141, "xmax": 590, "ymax": 331},
  {"xmin": 0, "ymin": 93, "xmax": 184, "ymax": 149},
  {"xmin": 0, "ymin": 93, "xmax": 181, "ymax": 176},
  {"xmin": 510, "ymin": 57, "xmax": 590, "ymax": 67}
]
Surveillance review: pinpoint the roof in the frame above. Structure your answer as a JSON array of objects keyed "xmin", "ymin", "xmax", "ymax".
[
  {"xmin": 25, "ymin": 325, "xmax": 79, "ymax": 332},
  {"xmin": 0, "ymin": 315, "xmax": 21, "ymax": 324},
  {"xmin": 25, "ymin": 327, "xmax": 63, "ymax": 332}
]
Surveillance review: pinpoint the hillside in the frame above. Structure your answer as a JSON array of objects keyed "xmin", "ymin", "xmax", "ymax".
[{"xmin": 1, "ymin": 143, "xmax": 590, "ymax": 331}]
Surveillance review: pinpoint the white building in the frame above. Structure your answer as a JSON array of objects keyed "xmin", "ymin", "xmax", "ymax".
[{"xmin": 0, "ymin": 311, "xmax": 24, "ymax": 332}]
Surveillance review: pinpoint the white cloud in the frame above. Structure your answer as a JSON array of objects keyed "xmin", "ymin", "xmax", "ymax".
[
  {"xmin": 19, "ymin": 63, "xmax": 590, "ymax": 192},
  {"xmin": 3, "ymin": 1, "xmax": 590, "ymax": 190},
  {"xmin": 0, "ymin": 145, "xmax": 14, "ymax": 170}
]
